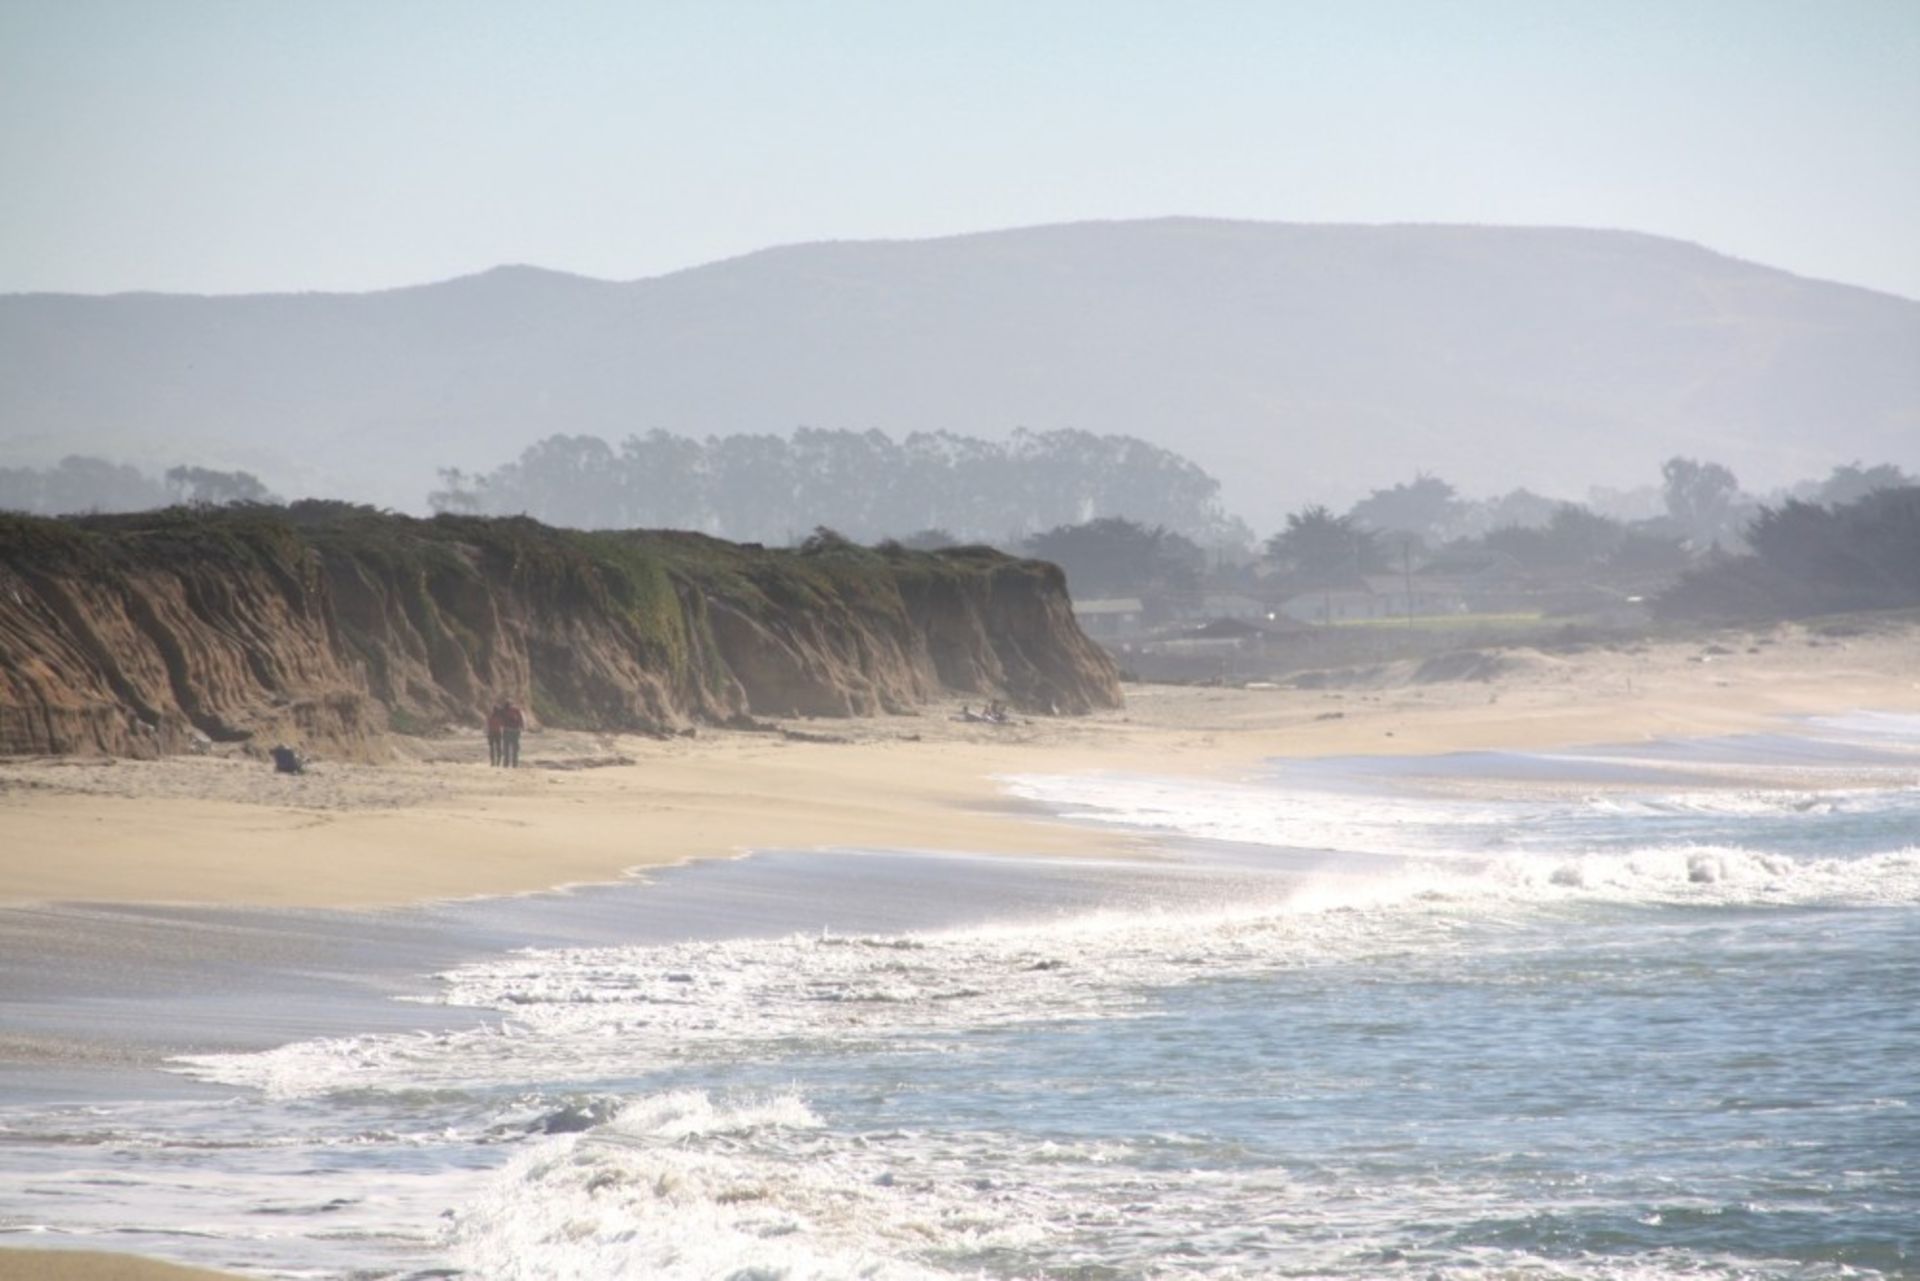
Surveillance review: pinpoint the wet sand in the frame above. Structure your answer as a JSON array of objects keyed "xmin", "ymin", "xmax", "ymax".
[{"xmin": 0, "ymin": 1252, "xmax": 237, "ymax": 1281}]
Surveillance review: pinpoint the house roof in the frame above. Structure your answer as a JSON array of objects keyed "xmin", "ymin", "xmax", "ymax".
[
  {"xmin": 1073, "ymin": 597, "xmax": 1144, "ymax": 615},
  {"xmin": 1416, "ymin": 549, "xmax": 1522, "ymax": 577},
  {"xmin": 1280, "ymin": 588, "xmax": 1377, "ymax": 607},
  {"xmin": 1200, "ymin": 593, "xmax": 1265, "ymax": 612},
  {"xmin": 1188, "ymin": 617, "xmax": 1265, "ymax": 638},
  {"xmin": 1359, "ymin": 575, "xmax": 1470, "ymax": 595}
]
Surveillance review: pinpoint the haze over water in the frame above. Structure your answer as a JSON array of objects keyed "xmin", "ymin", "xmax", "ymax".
[{"xmin": 4, "ymin": 714, "xmax": 1916, "ymax": 1278}]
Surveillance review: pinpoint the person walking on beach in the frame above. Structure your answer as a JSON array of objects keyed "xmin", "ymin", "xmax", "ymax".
[
  {"xmin": 501, "ymin": 699, "xmax": 525, "ymax": 768},
  {"xmin": 485, "ymin": 701, "xmax": 506, "ymax": 767}
]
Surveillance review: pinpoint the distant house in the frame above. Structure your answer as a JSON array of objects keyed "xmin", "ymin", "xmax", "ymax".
[
  {"xmin": 1186, "ymin": 616, "xmax": 1270, "ymax": 639},
  {"xmin": 1139, "ymin": 635, "xmax": 1251, "ymax": 660},
  {"xmin": 1277, "ymin": 586, "xmax": 1385, "ymax": 624},
  {"xmin": 1413, "ymin": 548, "xmax": 1528, "ymax": 613},
  {"xmin": 1185, "ymin": 593, "xmax": 1270, "ymax": 623},
  {"xmin": 1359, "ymin": 575, "xmax": 1470, "ymax": 617},
  {"xmin": 1072, "ymin": 596, "xmax": 1146, "ymax": 638},
  {"xmin": 1279, "ymin": 578, "xmax": 1468, "ymax": 623},
  {"xmin": 1133, "ymin": 614, "xmax": 1303, "ymax": 669},
  {"xmin": 1277, "ymin": 550, "xmax": 1529, "ymax": 624}
]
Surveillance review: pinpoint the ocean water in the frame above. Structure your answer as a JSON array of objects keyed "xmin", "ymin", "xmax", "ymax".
[{"xmin": 3, "ymin": 713, "xmax": 1919, "ymax": 1279}]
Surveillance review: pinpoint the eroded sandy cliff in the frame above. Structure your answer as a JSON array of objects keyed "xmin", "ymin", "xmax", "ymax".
[{"xmin": 0, "ymin": 507, "xmax": 1121, "ymax": 759}]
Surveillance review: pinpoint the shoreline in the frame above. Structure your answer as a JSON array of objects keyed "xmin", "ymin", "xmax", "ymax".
[
  {"xmin": 2, "ymin": 625, "xmax": 1918, "ymax": 1281},
  {"xmin": 3, "ymin": 624, "xmax": 1918, "ymax": 912}
]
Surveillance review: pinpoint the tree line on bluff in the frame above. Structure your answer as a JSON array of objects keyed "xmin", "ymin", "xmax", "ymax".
[
  {"xmin": 429, "ymin": 427, "xmax": 1248, "ymax": 550},
  {"xmin": 0, "ymin": 459, "xmax": 278, "ymax": 515},
  {"xmin": 992, "ymin": 458, "xmax": 1920, "ymax": 627},
  {"xmin": 4, "ymin": 431, "xmax": 1916, "ymax": 622},
  {"xmin": 424, "ymin": 430, "xmax": 1920, "ymax": 624}
]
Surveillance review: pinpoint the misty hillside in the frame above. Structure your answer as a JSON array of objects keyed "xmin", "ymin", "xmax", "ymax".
[{"xmin": 3, "ymin": 218, "xmax": 1916, "ymax": 528}]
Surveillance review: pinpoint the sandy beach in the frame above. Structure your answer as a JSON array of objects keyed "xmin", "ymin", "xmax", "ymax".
[
  {"xmin": 3, "ymin": 624, "xmax": 1919, "ymax": 1281},
  {"xmin": 4, "ymin": 624, "xmax": 1918, "ymax": 911}
]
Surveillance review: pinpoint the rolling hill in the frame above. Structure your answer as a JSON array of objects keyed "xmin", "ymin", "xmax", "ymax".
[{"xmin": 3, "ymin": 218, "xmax": 1916, "ymax": 530}]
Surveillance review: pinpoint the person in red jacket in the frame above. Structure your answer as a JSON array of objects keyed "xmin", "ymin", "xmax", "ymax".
[{"xmin": 485, "ymin": 702, "xmax": 506, "ymax": 767}]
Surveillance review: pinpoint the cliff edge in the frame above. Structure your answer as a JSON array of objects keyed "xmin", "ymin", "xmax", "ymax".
[{"xmin": 0, "ymin": 505, "xmax": 1122, "ymax": 759}]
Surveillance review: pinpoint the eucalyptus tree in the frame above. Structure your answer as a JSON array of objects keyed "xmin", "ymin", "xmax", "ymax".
[{"xmin": 1264, "ymin": 506, "xmax": 1388, "ymax": 588}]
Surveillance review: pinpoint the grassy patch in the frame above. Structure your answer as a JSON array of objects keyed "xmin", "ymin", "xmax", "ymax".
[{"xmin": 1325, "ymin": 612, "xmax": 1547, "ymax": 631}]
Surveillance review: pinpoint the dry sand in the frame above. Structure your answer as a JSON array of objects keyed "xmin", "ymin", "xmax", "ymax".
[
  {"xmin": 1, "ymin": 624, "xmax": 1917, "ymax": 1280},
  {"xmin": 3, "ymin": 623, "xmax": 1917, "ymax": 911}
]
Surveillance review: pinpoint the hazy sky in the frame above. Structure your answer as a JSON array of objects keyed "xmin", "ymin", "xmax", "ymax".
[{"xmin": 3, "ymin": 0, "xmax": 1916, "ymax": 298}]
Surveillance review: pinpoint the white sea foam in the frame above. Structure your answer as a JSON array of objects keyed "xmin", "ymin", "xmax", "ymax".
[
  {"xmin": 998, "ymin": 770, "xmax": 1524, "ymax": 856},
  {"xmin": 0, "ymin": 1106, "xmax": 474, "ymax": 1277},
  {"xmin": 1805, "ymin": 710, "xmax": 1920, "ymax": 746},
  {"xmin": 443, "ymin": 1087, "xmax": 1314, "ymax": 1281},
  {"xmin": 171, "ymin": 837, "xmax": 1920, "ymax": 1103},
  {"xmin": 1582, "ymin": 787, "xmax": 1896, "ymax": 818},
  {"xmin": 1499, "ymin": 843, "xmax": 1920, "ymax": 900},
  {"xmin": 444, "ymin": 1090, "xmax": 1034, "ymax": 1281},
  {"xmin": 1000, "ymin": 768, "xmax": 1919, "ymax": 863},
  {"xmin": 440, "ymin": 1082, "xmax": 1882, "ymax": 1281}
]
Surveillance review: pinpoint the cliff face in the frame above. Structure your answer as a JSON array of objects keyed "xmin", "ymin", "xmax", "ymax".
[
  {"xmin": 0, "ymin": 516, "xmax": 382, "ymax": 758},
  {"xmin": 0, "ymin": 507, "xmax": 1121, "ymax": 758}
]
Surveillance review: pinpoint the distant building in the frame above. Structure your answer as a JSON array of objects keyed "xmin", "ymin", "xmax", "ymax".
[
  {"xmin": 1138, "ymin": 635, "xmax": 1251, "ymax": 660},
  {"xmin": 1277, "ymin": 586, "xmax": 1385, "ymax": 624},
  {"xmin": 1359, "ymin": 575, "xmax": 1470, "ymax": 617},
  {"xmin": 1187, "ymin": 593, "xmax": 1269, "ymax": 623},
  {"xmin": 1185, "ymin": 616, "xmax": 1274, "ymax": 640},
  {"xmin": 1072, "ymin": 596, "xmax": 1146, "ymax": 638},
  {"xmin": 1413, "ymin": 549, "xmax": 1528, "ymax": 613},
  {"xmin": 1278, "ymin": 579, "xmax": 1469, "ymax": 623},
  {"xmin": 1276, "ymin": 549, "xmax": 1530, "ymax": 623}
]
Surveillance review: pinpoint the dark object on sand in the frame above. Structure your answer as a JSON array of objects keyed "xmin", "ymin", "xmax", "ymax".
[
  {"xmin": 500, "ymin": 701, "xmax": 525, "ymax": 768},
  {"xmin": 269, "ymin": 745, "xmax": 303, "ymax": 775},
  {"xmin": 486, "ymin": 701, "xmax": 506, "ymax": 766},
  {"xmin": 954, "ymin": 700, "xmax": 1017, "ymax": 725}
]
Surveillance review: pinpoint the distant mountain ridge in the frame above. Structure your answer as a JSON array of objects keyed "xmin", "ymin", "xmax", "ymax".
[{"xmin": 3, "ymin": 218, "xmax": 1916, "ymax": 529}]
